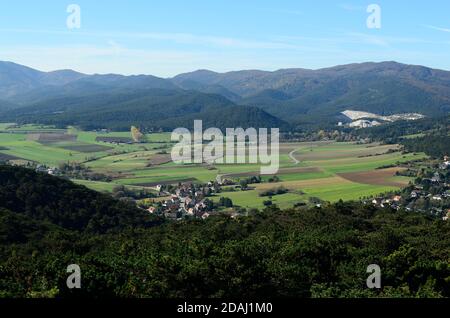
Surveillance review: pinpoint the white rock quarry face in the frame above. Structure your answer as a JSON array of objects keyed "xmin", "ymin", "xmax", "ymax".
[
  {"xmin": 349, "ymin": 120, "xmax": 370, "ymax": 128},
  {"xmin": 342, "ymin": 110, "xmax": 380, "ymax": 121},
  {"xmin": 342, "ymin": 109, "xmax": 425, "ymax": 125}
]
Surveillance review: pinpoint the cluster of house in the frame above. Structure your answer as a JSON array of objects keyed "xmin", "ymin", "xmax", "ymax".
[
  {"xmin": 147, "ymin": 181, "xmax": 223, "ymax": 220},
  {"xmin": 369, "ymin": 195, "xmax": 403, "ymax": 210},
  {"xmin": 368, "ymin": 157, "xmax": 450, "ymax": 221},
  {"xmin": 35, "ymin": 164, "xmax": 58, "ymax": 175},
  {"xmin": 369, "ymin": 190, "xmax": 450, "ymax": 221},
  {"xmin": 439, "ymin": 156, "xmax": 450, "ymax": 170}
]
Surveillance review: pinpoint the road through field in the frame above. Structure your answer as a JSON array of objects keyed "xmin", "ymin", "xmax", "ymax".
[{"xmin": 289, "ymin": 149, "xmax": 300, "ymax": 164}]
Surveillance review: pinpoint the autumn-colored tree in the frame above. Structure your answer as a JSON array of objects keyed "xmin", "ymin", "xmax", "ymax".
[{"xmin": 131, "ymin": 126, "xmax": 144, "ymax": 142}]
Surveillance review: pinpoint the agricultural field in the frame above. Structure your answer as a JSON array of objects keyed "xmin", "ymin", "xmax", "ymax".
[{"xmin": 0, "ymin": 123, "xmax": 426, "ymax": 209}]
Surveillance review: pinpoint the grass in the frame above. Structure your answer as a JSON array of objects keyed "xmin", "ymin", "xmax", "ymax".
[
  {"xmin": 118, "ymin": 165, "xmax": 218, "ymax": 184},
  {"xmin": 216, "ymin": 176, "xmax": 398, "ymax": 209},
  {"xmin": 275, "ymin": 170, "xmax": 333, "ymax": 182},
  {"xmin": 72, "ymin": 179, "xmax": 155, "ymax": 193},
  {"xmin": 0, "ymin": 125, "xmax": 427, "ymax": 204},
  {"xmin": 0, "ymin": 123, "xmax": 15, "ymax": 131},
  {"xmin": 47, "ymin": 141, "xmax": 114, "ymax": 153},
  {"xmin": 1, "ymin": 124, "xmax": 66, "ymax": 133},
  {"xmin": 311, "ymin": 152, "xmax": 426, "ymax": 174},
  {"xmin": 0, "ymin": 128, "xmax": 173, "ymax": 167},
  {"xmin": 72, "ymin": 179, "xmax": 119, "ymax": 192},
  {"xmin": 211, "ymin": 190, "xmax": 305, "ymax": 210},
  {"xmin": 302, "ymin": 182, "xmax": 398, "ymax": 202}
]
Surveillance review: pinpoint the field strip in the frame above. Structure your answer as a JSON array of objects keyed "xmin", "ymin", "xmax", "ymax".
[
  {"xmin": 337, "ymin": 167, "xmax": 408, "ymax": 187},
  {"xmin": 216, "ymin": 167, "xmax": 323, "ymax": 183},
  {"xmin": 253, "ymin": 176, "xmax": 351, "ymax": 191},
  {"xmin": 297, "ymin": 149, "xmax": 401, "ymax": 161},
  {"xmin": 123, "ymin": 178, "xmax": 198, "ymax": 187}
]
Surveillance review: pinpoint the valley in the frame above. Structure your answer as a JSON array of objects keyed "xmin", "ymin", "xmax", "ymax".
[
  {"xmin": 1, "ymin": 0, "xmax": 450, "ymax": 301},
  {"xmin": 0, "ymin": 123, "xmax": 425, "ymax": 210}
]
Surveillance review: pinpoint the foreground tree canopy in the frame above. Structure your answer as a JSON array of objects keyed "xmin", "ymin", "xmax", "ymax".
[{"xmin": 0, "ymin": 165, "xmax": 448, "ymax": 298}]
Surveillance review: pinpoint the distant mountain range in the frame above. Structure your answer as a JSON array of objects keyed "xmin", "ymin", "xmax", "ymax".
[{"xmin": 0, "ymin": 61, "xmax": 449, "ymax": 130}]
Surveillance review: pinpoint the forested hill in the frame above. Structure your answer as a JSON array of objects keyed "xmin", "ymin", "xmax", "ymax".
[
  {"xmin": 0, "ymin": 89, "xmax": 287, "ymax": 131},
  {"xmin": 355, "ymin": 116, "xmax": 450, "ymax": 158},
  {"xmin": 0, "ymin": 165, "xmax": 159, "ymax": 234},
  {"xmin": 0, "ymin": 165, "xmax": 448, "ymax": 298}
]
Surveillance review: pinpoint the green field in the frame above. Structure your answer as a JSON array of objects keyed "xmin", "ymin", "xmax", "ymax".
[{"xmin": 0, "ymin": 124, "xmax": 427, "ymax": 208}]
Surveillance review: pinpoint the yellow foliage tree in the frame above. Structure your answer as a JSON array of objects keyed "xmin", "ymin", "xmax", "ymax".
[{"xmin": 131, "ymin": 126, "xmax": 144, "ymax": 143}]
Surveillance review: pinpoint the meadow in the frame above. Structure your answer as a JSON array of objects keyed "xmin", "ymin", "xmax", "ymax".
[{"xmin": 0, "ymin": 124, "xmax": 426, "ymax": 209}]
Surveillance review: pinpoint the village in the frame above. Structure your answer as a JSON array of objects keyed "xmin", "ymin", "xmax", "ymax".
[
  {"xmin": 148, "ymin": 156, "xmax": 450, "ymax": 222},
  {"xmin": 368, "ymin": 156, "xmax": 450, "ymax": 221},
  {"xmin": 145, "ymin": 178, "xmax": 238, "ymax": 220},
  {"xmin": 29, "ymin": 156, "xmax": 450, "ymax": 222}
]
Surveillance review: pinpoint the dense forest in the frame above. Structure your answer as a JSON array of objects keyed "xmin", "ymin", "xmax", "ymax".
[
  {"xmin": 402, "ymin": 134, "xmax": 450, "ymax": 159},
  {"xmin": 0, "ymin": 89, "xmax": 287, "ymax": 131},
  {"xmin": 356, "ymin": 116, "xmax": 449, "ymax": 143},
  {"xmin": 353, "ymin": 116, "xmax": 450, "ymax": 158},
  {"xmin": 0, "ymin": 165, "xmax": 448, "ymax": 298},
  {"xmin": 0, "ymin": 165, "xmax": 160, "ymax": 233}
]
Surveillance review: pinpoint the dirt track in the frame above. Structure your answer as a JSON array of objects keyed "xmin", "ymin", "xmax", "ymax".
[{"xmin": 289, "ymin": 149, "xmax": 300, "ymax": 164}]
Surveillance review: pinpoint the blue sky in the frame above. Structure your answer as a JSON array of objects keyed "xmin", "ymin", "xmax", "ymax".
[{"xmin": 0, "ymin": 0, "xmax": 449, "ymax": 76}]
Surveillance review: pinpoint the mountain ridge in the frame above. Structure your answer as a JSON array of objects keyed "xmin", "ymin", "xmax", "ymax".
[{"xmin": 1, "ymin": 61, "xmax": 449, "ymax": 130}]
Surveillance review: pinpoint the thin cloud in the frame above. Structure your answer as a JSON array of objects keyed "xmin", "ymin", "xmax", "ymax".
[
  {"xmin": 423, "ymin": 24, "xmax": 450, "ymax": 33},
  {"xmin": 338, "ymin": 3, "xmax": 365, "ymax": 11},
  {"xmin": 0, "ymin": 44, "xmax": 205, "ymax": 74},
  {"xmin": 0, "ymin": 43, "xmax": 311, "ymax": 76},
  {"xmin": 0, "ymin": 28, "xmax": 297, "ymax": 50},
  {"xmin": 277, "ymin": 33, "xmax": 436, "ymax": 48}
]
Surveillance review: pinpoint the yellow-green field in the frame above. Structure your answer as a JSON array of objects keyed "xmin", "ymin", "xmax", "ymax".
[{"xmin": 0, "ymin": 124, "xmax": 426, "ymax": 209}]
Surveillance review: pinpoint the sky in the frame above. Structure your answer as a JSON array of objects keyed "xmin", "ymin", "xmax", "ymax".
[{"xmin": 0, "ymin": 0, "xmax": 450, "ymax": 77}]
